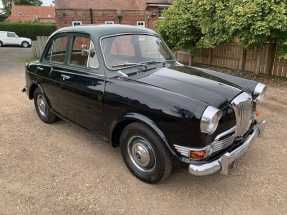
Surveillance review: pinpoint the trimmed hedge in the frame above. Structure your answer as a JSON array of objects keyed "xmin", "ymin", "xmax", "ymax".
[{"xmin": 0, "ymin": 22, "xmax": 57, "ymax": 40}]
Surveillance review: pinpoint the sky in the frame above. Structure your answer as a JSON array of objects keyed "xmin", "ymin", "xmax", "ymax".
[{"xmin": 0, "ymin": 0, "xmax": 54, "ymax": 8}]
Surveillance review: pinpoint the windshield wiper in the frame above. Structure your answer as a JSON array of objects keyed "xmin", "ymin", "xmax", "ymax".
[
  {"xmin": 142, "ymin": 60, "xmax": 175, "ymax": 66},
  {"xmin": 112, "ymin": 62, "xmax": 142, "ymax": 68}
]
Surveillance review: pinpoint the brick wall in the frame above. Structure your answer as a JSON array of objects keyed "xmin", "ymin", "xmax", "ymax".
[
  {"xmin": 56, "ymin": 7, "xmax": 159, "ymax": 30},
  {"xmin": 136, "ymin": 0, "xmax": 147, "ymax": 10}
]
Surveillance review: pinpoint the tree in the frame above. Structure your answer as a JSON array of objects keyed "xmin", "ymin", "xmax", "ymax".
[
  {"xmin": 2, "ymin": 0, "xmax": 43, "ymax": 16},
  {"xmin": 155, "ymin": 0, "xmax": 202, "ymax": 54},
  {"xmin": 192, "ymin": 0, "xmax": 287, "ymax": 75},
  {"xmin": 158, "ymin": 0, "xmax": 287, "ymax": 75}
]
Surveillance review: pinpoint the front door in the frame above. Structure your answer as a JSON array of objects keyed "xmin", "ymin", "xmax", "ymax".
[{"xmin": 39, "ymin": 34, "xmax": 105, "ymax": 136}]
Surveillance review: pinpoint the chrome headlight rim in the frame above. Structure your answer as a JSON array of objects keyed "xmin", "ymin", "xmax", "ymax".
[
  {"xmin": 254, "ymin": 83, "xmax": 267, "ymax": 103},
  {"xmin": 200, "ymin": 106, "xmax": 222, "ymax": 135}
]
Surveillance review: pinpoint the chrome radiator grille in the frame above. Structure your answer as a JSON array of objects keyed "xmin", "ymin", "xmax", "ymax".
[
  {"xmin": 211, "ymin": 133, "xmax": 235, "ymax": 153},
  {"xmin": 231, "ymin": 92, "xmax": 253, "ymax": 138}
]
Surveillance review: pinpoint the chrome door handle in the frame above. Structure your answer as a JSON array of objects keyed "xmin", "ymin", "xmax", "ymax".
[
  {"xmin": 37, "ymin": 67, "xmax": 44, "ymax": 71},
  {"xmin": 61, "ymin": 74, "xmax": 71, "ymax": 80}
]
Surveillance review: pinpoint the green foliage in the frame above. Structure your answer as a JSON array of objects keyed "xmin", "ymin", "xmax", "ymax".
[
  {"xmin": 191, "ymin": 0, "xmax": 232, "ymax": 48},
  {"xmin": 157, "ymin": 0, "xmax": 287, "ymax": 58},
  {"xmin": 2, "ymin": 0, "xmax": 43, "ymax": 16},
  {"xmin": 0, "ymin": 13, "xmax": 8, "ymax": 22},
  {"xmin": 15, "ymin": 0, "xmax": 43, "ymax": 6},
  {"xmin": 0, "ymin": 22, "xmax": 56, "ymax": 40},
  {"xmin": 225, "ymin": 0, "xmax": 287, "ymax": 50},
  {"xmin": 2, "ymin": 0, "xmax": 12, "ymax": 15},
  {"xmin": 192, "ymin": 0, "xmax": 287, "ymax": 52},
  {"xmin": 156, "ymin": 0, "xmax": 202, "ymax": 54}
]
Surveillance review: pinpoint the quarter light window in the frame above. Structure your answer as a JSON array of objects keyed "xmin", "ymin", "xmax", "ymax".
[{"xmin": 44, "ymin": 36, "xmax": 68, "ymax": 63}]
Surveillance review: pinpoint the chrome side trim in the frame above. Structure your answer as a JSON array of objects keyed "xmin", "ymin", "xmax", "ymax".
[
  {"xmin": 188, "ymin": 120, "xmax": 266, "ymax": 176},
  {"xmin": 174, "ymin": 144, "xmax": 190, "ymax": 157},
  {"xmin": 174, "ymin": 126, "xmax": 237, "ymax": 157}
]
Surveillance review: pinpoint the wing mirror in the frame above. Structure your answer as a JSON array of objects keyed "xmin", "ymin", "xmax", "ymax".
[{"xmin": 81, "ymin": 45, "xmax": 89, "ymax": 57}]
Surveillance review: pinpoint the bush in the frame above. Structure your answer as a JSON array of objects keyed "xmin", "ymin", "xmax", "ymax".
[{"xmin": 0, "ymin": 22, "xmax": 56, "ymax": 40}]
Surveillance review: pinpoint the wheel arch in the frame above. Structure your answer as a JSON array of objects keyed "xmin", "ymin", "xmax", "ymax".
[
  {"xmin": 28, "ymin": 83, "xmax": 45, "ymax": 99},
  {"xmin": 109, "ymin": 113, "xmax": 180, "ymax": 158},
  {"xmin": 28, "ymin": 83, "xmax": 51, "ymax": 107},
  {"xmin": 21, "ymin": 41, "xmax": 30, "ymax": 47}
]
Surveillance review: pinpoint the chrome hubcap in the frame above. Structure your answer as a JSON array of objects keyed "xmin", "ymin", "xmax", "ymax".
[
  {"xmin": 37, "ymin": 95, "xmax": 47, "ymax": 117},
  {"xmin": 128, "ymin": 136, "xmax": 156, "ymax": 172}
]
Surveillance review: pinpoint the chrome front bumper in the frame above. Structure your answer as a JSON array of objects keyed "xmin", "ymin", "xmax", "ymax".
[{"xmin": 188, "ymin": 120, "xmax": 266, "ymax": 176}]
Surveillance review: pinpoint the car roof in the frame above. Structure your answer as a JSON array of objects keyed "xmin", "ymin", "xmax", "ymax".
[{"xmin": 51, "ymin": 24, "xmax": 157, "ymax": 40}]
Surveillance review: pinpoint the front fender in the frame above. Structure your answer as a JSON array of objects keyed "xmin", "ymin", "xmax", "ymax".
[{"xmin": 109, "ymin": 112, "xmax": 181, "ymax": 159}]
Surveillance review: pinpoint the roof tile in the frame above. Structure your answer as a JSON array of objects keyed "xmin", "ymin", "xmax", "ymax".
[{"xmin": 55, "ymin": 0, "xmax": 140, "ymax": 10}]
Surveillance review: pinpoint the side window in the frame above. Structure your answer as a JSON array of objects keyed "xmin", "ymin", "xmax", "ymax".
[
  {"xmin": 7, "ymin": 33, "xmax": 16, "ymax": 38},
  {"xmin": 70, "ymin": 36, "xmax": 99, "ymax": 68},
  {"xmin": 44, "ymin": 36, "xmax": 68, "ymax": 63}
]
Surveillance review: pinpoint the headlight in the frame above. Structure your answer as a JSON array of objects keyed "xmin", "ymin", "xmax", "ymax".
[
  {"xmin": 200, "ymin": 106, "xmax": 222, "ymax": 134},
  {"xmin": 254, "ymin": 83, "xmax": 267, "ymax": 103}
]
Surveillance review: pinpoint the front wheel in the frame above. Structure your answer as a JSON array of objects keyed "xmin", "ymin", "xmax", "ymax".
[
  {"xmin": 33, "ymin": 88, "xmax": 57, "ymax": 124},
  {"xmin": 0, "ymin": 41, "xmax": 3, "ymax": 47},
  {"xmin": 22, "ymin": 41, "xmax": 29, "ymax": 48},
  {"xmin": 120, "ymin": 122, "xmax": 172, "ymax": 183}
]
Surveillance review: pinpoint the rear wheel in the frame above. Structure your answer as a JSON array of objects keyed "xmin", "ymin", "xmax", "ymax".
[
  {"xmin": 33, "ymin": 88, "xmax": 57, "ymax": 124},
  {"xmin": 0, "ymin": 41, "xmax": 3, "ymax": 47},
  {"xmin": 22, "ymin": 41, "xmax": 29, "ymax": 48},
  {"xmin": 120, "ymin": 122, "xmax": 172, "ymax": 183}
]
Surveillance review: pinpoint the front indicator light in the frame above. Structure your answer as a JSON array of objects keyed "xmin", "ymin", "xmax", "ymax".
[
  {"xmin": 189, "ymin": 150, "xmax": 207, "ymax": 160},
  {"xmin": 256, "ymin": 111, "xmax": 260, "ymax": 117}
]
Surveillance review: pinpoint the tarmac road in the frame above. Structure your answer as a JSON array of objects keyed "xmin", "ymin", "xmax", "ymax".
[{"xmin": 0, "ymin": 47, "xmax": 286, "ymax": 214}]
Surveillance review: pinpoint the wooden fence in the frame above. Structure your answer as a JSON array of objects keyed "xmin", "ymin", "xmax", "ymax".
[
  {"xmin": 175, "ymin": 43, "xmax": 287, "ymax": 78},
  {"xmin": 31, "ymin": 36, "xmax": 49, "ymax": 58}
]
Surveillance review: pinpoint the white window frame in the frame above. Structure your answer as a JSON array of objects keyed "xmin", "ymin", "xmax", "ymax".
[
  {"xmin": 105, "ymin": 21, "xmax": 114, "ymax": 24},
  {"xmin": 72, "ymin": 21, "xmax": 82, "ymax": 26},
  {"xmin": 137, "ymin": 21, "xmax": 145, "ymax": 28}
]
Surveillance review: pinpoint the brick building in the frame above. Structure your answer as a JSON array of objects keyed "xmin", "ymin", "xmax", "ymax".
[
  {"xmin": 54, "ymin": 0, "xmax": 174, "ymax": 30},
  {"xmin": 5, "ymin": 5, "xmax": 55, "ymax": 23}
]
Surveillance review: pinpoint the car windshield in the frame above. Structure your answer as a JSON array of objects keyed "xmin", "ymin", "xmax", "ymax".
[{"xmin": 101, "ymin": 34, "xmax": 175, "ymax": 70}]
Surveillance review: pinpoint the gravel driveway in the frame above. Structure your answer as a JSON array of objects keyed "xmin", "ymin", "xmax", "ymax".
[{"xmin": 0, "ymin": 47, "xmax": 286, "ymax": 214}]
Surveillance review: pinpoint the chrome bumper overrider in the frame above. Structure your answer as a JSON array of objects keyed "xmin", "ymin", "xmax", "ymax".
[{"xmin": 188, "ymin": 120, "xmax": 266, "ymax": 176}]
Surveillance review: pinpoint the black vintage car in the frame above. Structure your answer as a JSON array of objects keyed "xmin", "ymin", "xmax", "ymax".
[{"xmin": 23, "ymin": 25, "xmax": 267, "ymax": 183}]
